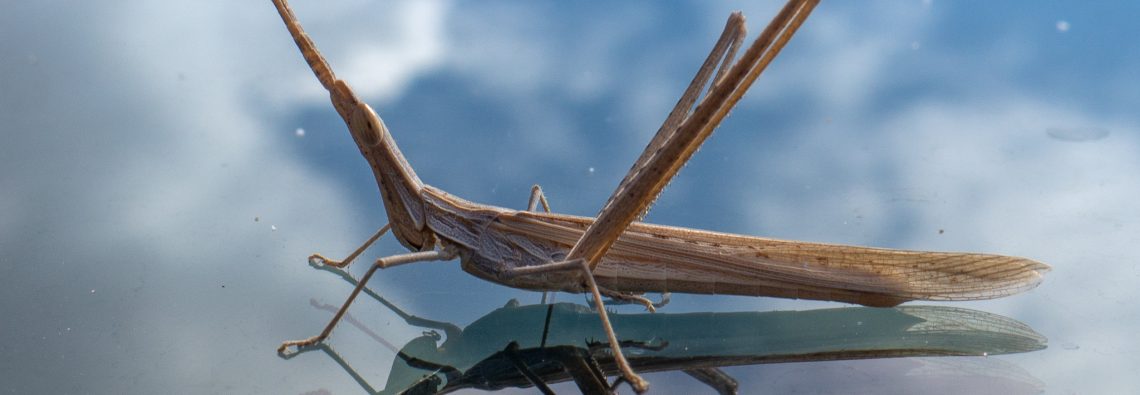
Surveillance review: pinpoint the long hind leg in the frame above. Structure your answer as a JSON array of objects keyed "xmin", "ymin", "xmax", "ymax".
[{"xmin": 532, "ymin": 1, "xmax": 820, "ymax": 391}]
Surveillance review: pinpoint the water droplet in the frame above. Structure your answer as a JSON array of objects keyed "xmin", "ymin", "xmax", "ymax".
[
  {"xmin": 1046, "ymin": 127, "xmax": 1108, "ymax": 142},
  {"xmin": 910, "ymin": 41, "xmax": 921, "ymax": 50},
  {"xmin": 294, "ymin": 128, "xmax": 306, "ymax": 137},
  {"xmin": 1056, "ymin": 20, "xmax": 1070, "ymax": 32},
  {"xmin": 271, "ymin": 225, "xmax": 278, "ymax": 231},
  {"xmin": 588, "ymin": 167, "xmax": 595, "ymax": 174}
]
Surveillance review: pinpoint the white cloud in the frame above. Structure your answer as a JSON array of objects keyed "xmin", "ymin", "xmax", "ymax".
[
  {"xmin": 5, "ymin": 1, "xmax": 1139, "ymax": 393},
  {"xmin": 0, "ymin": 1, "xmax": 453, "ymax": 392}
]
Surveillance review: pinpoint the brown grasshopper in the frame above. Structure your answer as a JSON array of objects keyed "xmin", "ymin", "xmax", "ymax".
[{"xmin": 271, "ymin": 0, "xmax": 1049, "ymax": 392}]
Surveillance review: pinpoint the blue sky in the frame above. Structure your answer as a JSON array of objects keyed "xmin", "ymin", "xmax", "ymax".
[{"xmin": 2, "ymin": 1, "xmax": 1138, "ymax": 393}]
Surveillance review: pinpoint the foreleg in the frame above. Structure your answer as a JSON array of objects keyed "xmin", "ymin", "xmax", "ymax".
[
  {"xmin": 278, "ymin": 248, "xmax": 455, "ymax": 353},
  {"xmin": 308, "ymin": 224, "xmax": 391, "ymax": 269}
]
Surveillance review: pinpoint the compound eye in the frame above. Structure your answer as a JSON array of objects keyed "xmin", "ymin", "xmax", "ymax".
[{"xmin": 349, "ymin": 102, "xmax": 385, "ymax": 147}]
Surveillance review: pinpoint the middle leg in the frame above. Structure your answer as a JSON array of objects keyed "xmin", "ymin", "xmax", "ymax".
[
  {"xmin": 526, "ymin": 184, "xmax": 553, "ymax": 213},
  {"xmin": 526, "ymin": 184, "xmax": 556, "ymax": 304}
]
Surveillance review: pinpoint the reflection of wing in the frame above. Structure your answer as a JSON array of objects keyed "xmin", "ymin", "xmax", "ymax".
[
  {"xmin": 382, "ymin": 303, "xmax": 1045, "ymax": 394},
  {"xmin": 494, "ymin": 211, "xmax": 1050, "ymax": 307}
]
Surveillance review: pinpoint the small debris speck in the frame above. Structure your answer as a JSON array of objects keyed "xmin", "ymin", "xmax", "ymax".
[{"xmin": 1047, "ymin": 127, "xmax": 1108, "ymax": 142}]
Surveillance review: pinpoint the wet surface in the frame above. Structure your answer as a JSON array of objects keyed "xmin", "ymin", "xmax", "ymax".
[{"xmin": 2, "ymin": 1, "xmax": 1138, "ymax": 393}]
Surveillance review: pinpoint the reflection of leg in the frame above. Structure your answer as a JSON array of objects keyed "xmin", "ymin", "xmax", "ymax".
[
  {"xmin": 587, "ymin": 338, "xmax": 669, "ymax": 353},
  {"xmin": 577, "ymin": 260, "xmax": 643, "ymax": 393},
  {"xmin": 309, "ymin": 257, "xmax": 463, "ymax": 338},
  {"xmin": 498, "ymin": 258, "xmax": 645, "ymax": 391},
  {"xmin": 503, "ymin": 342, "xmax": 557, "ymax": 395},
  {"xmin": 555, "ymin": 347, "xmax": 612, "ymax": 395},
  {"xmin": 496, "ymin": 258, "xmax": 643, "ymax": 390},
  {"xmin": 505, "ymin": 342, "xmax": 612, "ymax": 395},
  {"xmin": 278, "ymin": 249, "xmax": 453, "ymax": 353},
  {"xmin": 309, "ymin": 299, "xmax": 403, "ymax": 354},
  {"xmin": 309, "ymin": 224, "xmax": 391, "ymax": 269},
  {"xmin": 314, "ymin": 343, "xmax": 385, "ymax": 394},
  {"xmin": 684, "ymin": 367, "xmax": 739, "ymax": 395}
]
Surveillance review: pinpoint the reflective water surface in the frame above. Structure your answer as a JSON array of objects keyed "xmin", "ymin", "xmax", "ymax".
[
  {"xmin": 3, "ymin": 1, "xmax": 1138, "ymax": 394},
  {"xmin": 306, "ymin": 258, "xmax": 1047, "ymax": 394}
]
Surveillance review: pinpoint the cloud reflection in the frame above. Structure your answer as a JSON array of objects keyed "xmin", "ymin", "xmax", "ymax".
[{"xmin": 2, "ymin": 1, "xmax": 1138, "ymax": 393}]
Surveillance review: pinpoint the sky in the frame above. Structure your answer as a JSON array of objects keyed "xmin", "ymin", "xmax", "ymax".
[{"xmin": 2, "ymin": 0, "xmax": 1139, "ymax": 393}]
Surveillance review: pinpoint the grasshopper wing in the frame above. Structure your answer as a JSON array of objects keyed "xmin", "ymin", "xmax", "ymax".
[{"xmin": 496, "ymin": 211, "xmax": 1049, "ymax": 307}]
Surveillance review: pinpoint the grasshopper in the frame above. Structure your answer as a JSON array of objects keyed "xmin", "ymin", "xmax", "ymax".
[{"xmin": 271, "ymin": 0, "xmax": 1049, "ymax": 391}]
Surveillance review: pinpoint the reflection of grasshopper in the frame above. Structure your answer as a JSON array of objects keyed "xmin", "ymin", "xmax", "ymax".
[
  {"xmin": 298, "ymin": 264, "xmax": 1046, "ymax": 394},
  {"xmin": 270, "ymin": 0, "xmax": 1049, "ymax": 390}
]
